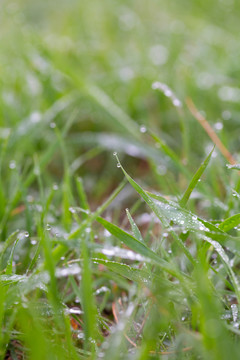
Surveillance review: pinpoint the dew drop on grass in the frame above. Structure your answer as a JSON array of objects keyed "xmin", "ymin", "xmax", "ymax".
[
  {"xmin": 24, "ymin": 231, "xmax": 29, "ymax": 238},
  {"xmin": 117, "ymin": 163, "xmax": 121, "ymax": 168},
  {"xmin": 231, "ymin": 304, "xmax": 238, "ymax": 323},
  {"xmin": 69, "ymin": 207, "xmax": 76, "ymax": 214},
  {"xmin": 46, "ymin": 224, "xmax": 51, "ymax": 231},
  {"xmin": 214, "ymin": 122, "xmax": 223, "ymax": 131},
  {"xmin": 140, "ymin": 125, "xmax": 147, "ymax": 133},
  {"xmin": 31, "ymin": 239, "xmax": 37, "ymax": 245},
  {"xmin": 30, "ymin": 111, "xmax": 41, "ymax": 124},
  {"xmin": 173, "ymin": 98, "xmax": 182, "ymax": 107},
  {"xmin": 9, "ymin": 160, "xmax": 16, "ymax": 169},
  {"xmin": 53, "ymin": 183, "xmax": 58, "ymax": 190},
  {"xmin": 192, "ymin": 215, "xmax": 198, "ymax": 221},
  {"xmin": 113, "ymin": 151, "xmax": 117, "ymax": 156}
]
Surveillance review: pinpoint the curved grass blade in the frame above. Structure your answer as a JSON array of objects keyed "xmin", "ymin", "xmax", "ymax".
[
  {"xmin": 94, "ymin": 259, "xmax": 183, "ymax": 295},
  {"xmin": 93, "ymin": 258, "xmax": 151, "ymax": 285},
  {"xmin": 114, "ymin": 156, "xmax": 196, "ymax": 264},
  {"xmin": 126, "ymin": 208, "xmax": 143, "ymax": 243},
  {"xmin": 219, "ymin": 214, "xmax": 240, "ymax": 232},
  {"xmin": 179, "ymin": 147, "xmax": 214, "ymax": 208},
  {"xmin": 201, "ymin": 235, "xmax": 240, "ymax": 302},
  {"xmin": 96, "ymin": 216, "xmax": 186, "ymax": 280},
  {"xmin": 5, "ymin": 238, "xmax": 19, "ymax": 275}
]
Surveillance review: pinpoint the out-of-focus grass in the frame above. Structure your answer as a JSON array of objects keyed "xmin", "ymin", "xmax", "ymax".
[{"xmin": 0, "ymin": 0, "xmax": 240, "ymax": 359}]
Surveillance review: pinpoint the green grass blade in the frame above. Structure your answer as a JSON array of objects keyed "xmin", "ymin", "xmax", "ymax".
[
  {"xmin": 179, "ymin": 147, "xmax": 214, "ymax": 208},
  {"xmin": 201, "ymin": 235, "xmax": 240, "ymax": 302},
  {"xmin": 76, "ymin": 177, "xmax": 90, "ymax": 220},
  {"xmin": 5, "ymin": 238, "xmax": 19, "ymax": 275},
  {"xmin": 115, "ymin": 156, "xmax": 196, "ymax": 264},
  {"xmin": 96, "ymin": 216, "xmax": 185, "ymax": 279},
  {"xmin": 219, "ymin": 213, "xmax": 240, "ymax": 232},
  {"xmin": 81, "ymin": 233, "xmax": 98, "ymax": 352},
  {"xmin": 126, "ymin": 208, "xmax": 143, "ymax": 242}
]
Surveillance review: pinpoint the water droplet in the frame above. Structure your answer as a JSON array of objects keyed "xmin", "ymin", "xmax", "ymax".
[
  {"xmin": 46, "ymin": 224, "xmax": 51, "ymax": 231},
  {"xmin": 9, "ymin": 160, "xmax": 16, "ymax": 169},
  {"xmin": 30, "ymin": 111, "xmax": 41, "ymax": 124},
  {"xmin": 117, "ymin": 163, "xmax": 121, "ymax": 168},
  {"xmin": 162, "ymin": 232, "xmax": 168, "ymax": 238},
  {"xmin": 24, "ymin": 231, "xmax": 29, "ymax": 238},
  {"xmin": 69, "ymin": 207, "xmax": 76, "ymax": 214},
  {"xmin": 60, "ymin": 256, "xmax": 65, "ymax": 261},
  {"xmin": 140, "ymin": 125, "xmax": 147, "ymax": 133},
  {"xmin": 31, "ymin": 239, "xmax": 37, "ymax": 245},
  {"xmin": 50, "ymin": 122, "xmax": 56, "ymax": 129},
  {"xmin": 113, "ymin": 152, "xmax": 117, "ymax": 156},
  {"xmin": 180, "ymin": 220, "xmax": 185, "ymax": 225},
  {"xmin": 53, "ymin": 183, "xmax": 58, "ymax": 190},
  {"xmin": 85, "ymin": 227, "xmax": 91, "ymax": 233},
  {"xmin": 77, "ymin": 332, "xmax": 85, "ymax": 340},
  {"xmin": 214, "ymin": 122, "xmax": 223, "ymax": 131},
  {"xmin": 173, "ymin": 98, "xmax": 182, "ymax": 107},
  {"xmin": 231, "ymin": 303, "xmax": 238, "ymax": 323}
]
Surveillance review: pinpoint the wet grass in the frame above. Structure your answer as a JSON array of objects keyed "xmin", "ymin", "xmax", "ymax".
[{"xmin": 0, "ymin": 0, "xmax": 240, "ymax": 359}]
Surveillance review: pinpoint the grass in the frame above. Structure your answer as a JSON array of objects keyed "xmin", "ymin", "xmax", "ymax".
[{"xmin": 0, "ymin": 0, "xmax": 240, "ymax": 359}]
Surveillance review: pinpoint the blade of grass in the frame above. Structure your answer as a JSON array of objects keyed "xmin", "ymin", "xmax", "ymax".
[
  {"xmin": 179, "ymin": 147, "xmax": 214, "ymax": 208},
  {"xmin": 218, "ymin": 214, "xmax": 240, "ymax": 232},
  {"xmin": 114, "ymin": 155, "xmax": 196, "ymax": 265},
  {"xmin": 96, "ymin": 216, "xmax": 188, "ymax": 281},
  {"xmin": 126, "ymin": 208, "xmax": 143, "ymax": 243}
]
